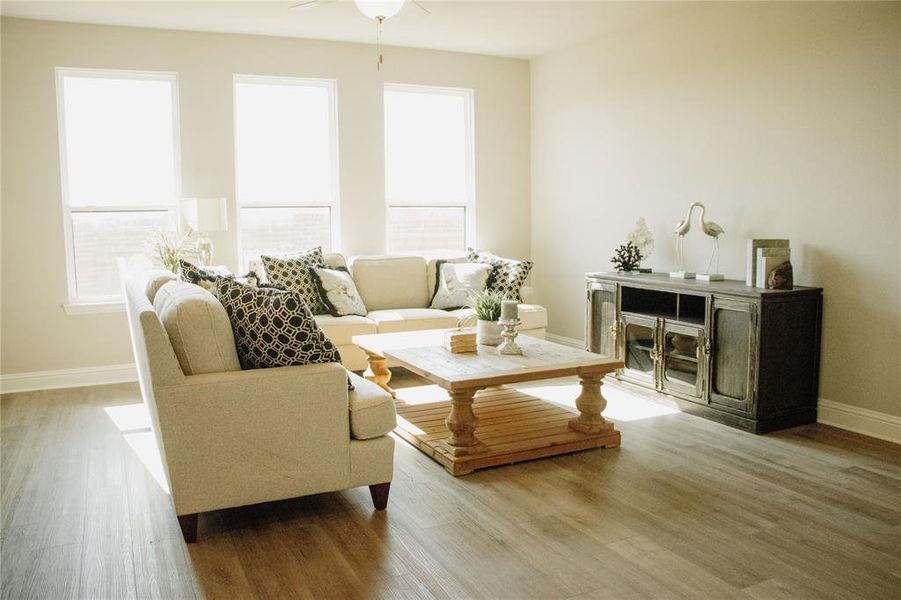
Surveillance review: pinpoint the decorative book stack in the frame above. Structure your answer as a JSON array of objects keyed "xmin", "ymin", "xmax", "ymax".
[
  {"xmin": 746, "ymin": 239, "xmax": 791, "ymax": 288},
  {"xmin": 444, "ymin": 329, "xmax": 478, "ymax": 354}
]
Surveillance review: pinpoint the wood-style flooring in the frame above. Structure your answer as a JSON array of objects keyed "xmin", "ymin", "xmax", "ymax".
[{"xmin": 2, "ymin": 373, "xmax": 900, "ymax": 599}]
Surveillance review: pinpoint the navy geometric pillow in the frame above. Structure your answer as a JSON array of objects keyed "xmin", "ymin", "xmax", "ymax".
[
  {"xmin": 466, "ymin": 248, "xmax": 533, "ymax": 302},
  {"xmin": 178, "ymin": 259, "xmax": 234, "ymax": 295},
  {"xmin": 260, "ymin": 247, "xmax": 327, "ymax": 315},
  {"xmin": 216, "ymin": 278, "xmax": 352, "ymax": 389}
]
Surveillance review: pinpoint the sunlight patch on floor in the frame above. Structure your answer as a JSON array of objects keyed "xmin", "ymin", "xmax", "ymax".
[
  {"xmin": 395, "ymin": 384, "xmax": 449, "ymax": 405},
  {"xmin": 512, "ymin": 380, "xmax": 682, "ymax": 422},
  {"xmin": 104, "ymin": 403, "xmax": 170, "ymax": 494},
  {"xmin": 103, "ymin": 403, "xmax": 152, "ymax": 432},
  {"xmin": 124, "ymin": 431, "xmax": 171, "ymax": 494}
]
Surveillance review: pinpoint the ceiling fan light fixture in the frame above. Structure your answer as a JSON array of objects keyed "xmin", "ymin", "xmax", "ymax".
[{"xmin": 354, "ymin": 0, "xmax": 404, "ymax": 20}]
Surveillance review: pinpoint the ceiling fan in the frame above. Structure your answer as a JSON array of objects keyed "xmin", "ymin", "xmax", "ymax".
[{"xmin": 289, "ymin": 1, "xmax": 432, "ymax": 70}]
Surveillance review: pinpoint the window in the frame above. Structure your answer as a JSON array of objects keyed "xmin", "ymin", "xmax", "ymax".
[
  {"xmin": 234, "ymin": 76, "xmax": 339, "ymax": 269},
  {"xmin": 56, "ymin": 69, "xmax": 180, "ymax": 302},
  {"xmin": 384, "ymin": 85, "xmax": 475, "ymax": 254}
]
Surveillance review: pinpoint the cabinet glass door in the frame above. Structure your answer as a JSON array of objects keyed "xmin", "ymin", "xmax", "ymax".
[
  {"xmin": 661, "ymin": 322, "xmax": 704, "ymax": 401},
  {"xmin": 621, "ymin": 314, "xmax": 657, "ymax": 386}
]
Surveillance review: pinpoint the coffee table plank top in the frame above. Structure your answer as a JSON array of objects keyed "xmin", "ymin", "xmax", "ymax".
[{"xmin": 353, "ymin": 330, "xmax": 622, "ymax": 391}]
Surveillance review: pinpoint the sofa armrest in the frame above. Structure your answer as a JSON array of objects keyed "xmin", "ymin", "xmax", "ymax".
[{"xmin": 152, "ymin": 362, "xmax": 352, "ymax": 515}]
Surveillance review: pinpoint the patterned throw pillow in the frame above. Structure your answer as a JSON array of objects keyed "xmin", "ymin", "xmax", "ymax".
[
  {"xmin": 430, "ymin": 261, "xmax": 492, "ymax": 310},
  {"xmin": 466, "ymin": 248, "xmax": 533, "ymax": 302},
  {"xmin": 308, "ymin": 266, "xmax": 368, "ymax": 317},
  {"xmin": 178, "ymin": 260, "xmax": 234, "ymax": 295},
  {"xmin": 216, "ymin": 279, "xmax": 352, "ymax": 389},
  {"xmin": 261, "ymin": 247, "xmax": 327, "ymax": 315}
]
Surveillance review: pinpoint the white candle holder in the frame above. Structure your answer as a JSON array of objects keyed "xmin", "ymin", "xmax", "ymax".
[{"xmin": 498, "ymin": 319, "xmax": 523, "ymax": 355}]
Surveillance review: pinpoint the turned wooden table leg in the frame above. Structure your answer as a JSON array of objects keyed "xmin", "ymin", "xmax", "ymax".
[
  {"xmin": 444, "ymin": 388, "xmax": 487, "ymax": 456},
  {"xmin": 364, "ymin": 353, "xmax": 396, "ymax": 398},
  {"xmin": 569, "ymin": 373, "xmax": 614, "ymax": 433}
]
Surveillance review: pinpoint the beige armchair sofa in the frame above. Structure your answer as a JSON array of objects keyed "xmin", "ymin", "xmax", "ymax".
[
  {"xmin": 314, "ymin": 254, "xmax": 548, "ymax": 370},
  {"xmin": 124, "ymin": 275, "xmax": 396, "ymax": 543}
]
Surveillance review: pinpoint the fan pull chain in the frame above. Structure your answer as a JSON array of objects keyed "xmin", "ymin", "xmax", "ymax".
[{"xmin": 376, "ymin": 16, "xmax": 384, "ymax": 71}]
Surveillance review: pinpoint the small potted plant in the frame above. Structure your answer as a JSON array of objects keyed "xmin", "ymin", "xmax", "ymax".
[{"xmin": 468, "ymin": 289, "xmax": 504, "ymax": 346}]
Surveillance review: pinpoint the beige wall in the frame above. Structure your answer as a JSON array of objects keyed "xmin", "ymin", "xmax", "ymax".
[
  {"xmin": 531, "ymin": 2, "xmax": 901, "ymax": 416},
  {"xmin": 0, "ymin": 17, "xmax": 530, "ymax": 375}
]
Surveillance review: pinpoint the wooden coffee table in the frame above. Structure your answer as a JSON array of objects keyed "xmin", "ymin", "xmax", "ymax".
[{"xmin": 352, "ymin": 330, "xmax": 623, "ymax": 475}]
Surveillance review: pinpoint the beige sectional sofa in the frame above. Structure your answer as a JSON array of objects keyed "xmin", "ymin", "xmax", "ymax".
[
  {"xmin": 124, "ymin": 274, "xmax": 397, "ymax": 542},
  {"xmin": 315, "ymin": 254, "xmax": 548, "ymax": 370}
]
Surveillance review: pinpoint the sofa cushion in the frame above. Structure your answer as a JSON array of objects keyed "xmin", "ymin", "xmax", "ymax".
[
  {"xmin": 449, "ymin": 304, "xmax": 548, "ymax": 331},
  {"xmin": 261, "ymin": 247, "xmax": 328, "ymax": 315},
  {"xmin": 367, "ymin": 308, "xmax": 461, "ymax": 334},
  {"xmin": 145, "ymin": 270, "xmax": 178, "ymax": 303},
  {"xmin": 153, "ymin": 280, "xmax": 241, "ymax": 375},
  {"xmin": 347, "ymin": 373, "xmax": 397, "ymax": 440},
  {"xmin": 350, "ymin": 256, "xmax": 429, "ymax": 311},
  {"xmin": 314, "ymin": 314, "xmax": 377, "ymax": 346}
]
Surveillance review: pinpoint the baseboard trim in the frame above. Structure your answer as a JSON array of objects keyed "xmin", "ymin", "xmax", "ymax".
[
  {"xmin": 545, "ymin": 333, "xmax": 584, "ymax": 349},
  {"xmin": 817, "ymin": 398, "xmax": 901, "ymax": 444},
  {"xmin": 0, "ymin": 363, "xmax": 137, "ymax": 394}
]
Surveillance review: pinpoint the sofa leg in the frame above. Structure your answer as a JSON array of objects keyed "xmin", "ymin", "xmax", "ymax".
[
  {"xmin": 178, "ymin": 513, "xmax": 198, "ymax": 543},
  {"xmin": 369, "ymin": 482, "xmax": 391, "ymax": 511}
]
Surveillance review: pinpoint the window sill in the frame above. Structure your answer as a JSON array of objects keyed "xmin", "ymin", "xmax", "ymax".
[{"xmin": 63, "ymin": 301, "xmax": 126, "ymax": 315}]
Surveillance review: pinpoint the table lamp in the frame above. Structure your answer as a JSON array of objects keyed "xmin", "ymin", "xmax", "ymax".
[{"xmin": 180, "ymin": 197, "xmax": 227, "ymax": 266}]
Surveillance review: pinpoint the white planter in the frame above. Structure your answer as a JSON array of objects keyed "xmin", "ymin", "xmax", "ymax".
[{"xmin": 477, "ymin": 319, "xmax": 503, "ymax": 346}]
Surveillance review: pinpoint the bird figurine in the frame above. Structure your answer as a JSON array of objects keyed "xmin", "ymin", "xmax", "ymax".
[
  {"xmin": 696, "ymin": 203, "xmax": 725, "ymax": 280},
  {"xmin": 672, "ymin": 202, "xmax": 700, "ymax": 276}
]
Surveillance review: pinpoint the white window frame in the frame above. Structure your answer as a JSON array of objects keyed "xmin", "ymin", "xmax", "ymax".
[
  {"xmin": 383, "ymin": 83, "xmax": 476, "ymax": 255},
  {"xmin": 55, "ymin": 68, "xmax": 182, "ymax": 311},
  {"xmin": 233, "ymin": 74, "xmax": 341, "ymax": 270}
]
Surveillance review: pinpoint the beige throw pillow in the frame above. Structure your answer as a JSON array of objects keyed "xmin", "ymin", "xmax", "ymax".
[
  {"xmin": 145, "ymin": 270, "xmax": 178, "ymax": 303},
  {"xmin": 153, "ymin": 281, "xmax": 241, "ymax": 375}
]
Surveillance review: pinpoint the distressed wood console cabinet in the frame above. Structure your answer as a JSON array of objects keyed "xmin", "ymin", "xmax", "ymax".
[{"xmin": 586, "ymin": 272, "xmax": 822, "ymax": 433}]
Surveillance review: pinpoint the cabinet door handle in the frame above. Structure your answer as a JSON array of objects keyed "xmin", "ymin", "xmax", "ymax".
[{"xmin": 608, "ymin": 324, "xmax": 618, "ymax": 343}]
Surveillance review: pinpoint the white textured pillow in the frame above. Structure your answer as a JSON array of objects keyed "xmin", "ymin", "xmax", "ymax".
[
  {"xmin": 430, "ymin": 262, "xmax": 492, "ymax": 310},
  {"xmin": 309, "ymin": 266, "xmax": 368, "ymax": 317}
]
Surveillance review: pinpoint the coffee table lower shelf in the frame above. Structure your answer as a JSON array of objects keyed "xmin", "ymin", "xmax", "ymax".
[{"xmin": 394, "ymin": 386, "xmax": 620, "ymax": 476}]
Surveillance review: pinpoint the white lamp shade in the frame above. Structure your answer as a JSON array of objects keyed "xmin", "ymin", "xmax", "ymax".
[
  {"xmin": 355, "ymin": 0, "xmax": 404, "ymax": 19},
  {"xmin": 181, "ymin": 197, "xmax": 228, "ymax": 232}
]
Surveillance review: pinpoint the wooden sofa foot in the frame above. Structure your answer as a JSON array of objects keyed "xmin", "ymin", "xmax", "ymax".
[
  {"xmin": 369, "ymin": 482, "xmax": 391, "ymax": 511},
  {"xmin": 178, "ymin": 513, "xmax": 198, "ymax": 543}
]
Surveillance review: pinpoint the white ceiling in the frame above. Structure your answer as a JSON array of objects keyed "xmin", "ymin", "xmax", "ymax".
[{"xmin": 0, "ymin": 1, "xmax": 680, "ymax": 59}]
